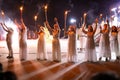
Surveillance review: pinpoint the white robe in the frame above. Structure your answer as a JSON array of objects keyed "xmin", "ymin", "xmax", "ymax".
[
  {"xmin": 118, "ymin": 31, "xmax": 120, "ymax": 56},
  {"xmin": 52, "ymin": 30, "xmax": 61, "ymax": 61},
  {"xmin": 37, "ymin": 32, "xmax": 47, "ymax": 60},
  {"xmin": 110, "ymin": 32, "xmax": 119, "ymax": 56},
  {"xmin": 99, "ymin": 32, "xmax": 111, "ymax": 58},
  {"xmin": 68, "ymin": 31, "xmax": 76, "ymax": 62},
  {"xmin": 19, "ymin": 27, "xmax": 27, "ymax": 60},
  {"xmin": 6, "ymin": 29, "xmax": 13, "ymax": 57},
  {"xmin": 85, "ymin": 32, "xmax": 97, "ymax": 62}
]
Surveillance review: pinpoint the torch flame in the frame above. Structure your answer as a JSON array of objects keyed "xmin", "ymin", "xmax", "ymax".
[
  {"xmin": 65, "ymin": 11, "xmax": 68, "ymax": 15},
  {"xmin": 1, "ymin": 10, "xmax": 4, "ymax": 16},
  {"xmin": 20, "ymin": 6, "xmax": 23, "ymax": 12},
  {"xmin": 84, "ymin": 13, "xmax": 87, "ymax": 17},
  {"xmin": 34, "ymin": 15, "xmax": 38, "ymax": 21},
  {"xmin": 44, "ymin": 5, "xmax": 48, "ymax": 10}
]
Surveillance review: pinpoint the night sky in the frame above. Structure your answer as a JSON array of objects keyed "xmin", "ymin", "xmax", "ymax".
[{"xmin": 0, "ymin": 0, "xmax": 120, "ymax": 30}]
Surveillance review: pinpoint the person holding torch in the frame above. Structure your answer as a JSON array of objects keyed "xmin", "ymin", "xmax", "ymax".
[
  {"xmin": 82, "ymin": 13, "xmax": 97, "ymax": 62},
  {"xmin": 14, "ymin": 6, "xmax": 27, "ymax": 61}
]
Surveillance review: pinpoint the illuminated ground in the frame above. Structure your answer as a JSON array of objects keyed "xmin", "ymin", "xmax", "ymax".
[
  {"xmin": 0, "ymin": 39, "xmax": 85, "ymax": 61},
  {"xmin": 0, "ymin": 39, "xmax": 119, "ymax": 80}
]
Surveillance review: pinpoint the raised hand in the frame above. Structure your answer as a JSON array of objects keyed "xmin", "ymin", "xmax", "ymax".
[
  {"xmin": 95, "ymin": 18, "xmax": 98, "ymax": 23},
  {"xmin": 84, "ymin": 13, "xmax": 87, "ymax": 18},
  {"xmin": 106, "ymin": 19, "xmax": 109, "ymax": 23},
  {"xmin": 83, "ymin": 13, "xmax": 87, "ymax": 23}
]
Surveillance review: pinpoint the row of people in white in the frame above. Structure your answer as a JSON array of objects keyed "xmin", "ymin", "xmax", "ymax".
[
  {"xmin": 82, "ymin": 14, "xmax": 120, "ymax": 62},
  {"xmin": 38, "ymin": 18, "xmax": 77, "ymax": 62},
  {"xmin": 35, "ymin": 17, "xmax": 120, "ymax": 62},
  {"xmin": 1, "ymin": 17, "xmax": 120, "ymax": 62},
  {"xmin": 0, "ymin": 19, "xmax": 27, "ymax": 61},
  {"xmin": 110, "ymin": 26, "xmax": 120, "ymax": 60},
  {"xmin": 99, "ymin": 20, "xmax": 120, "ymax": 61}
]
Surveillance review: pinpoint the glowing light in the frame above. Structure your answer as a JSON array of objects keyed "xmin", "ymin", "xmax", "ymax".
[
  {"xmin": 118, "ymin": 10, "xmax": 120, "ymax": 13},
  {"xmin": 65, "ymin": 11, "xmax": 68, "ymax": 15},
  {"xmin": 118, "ymin": 6, "xmax": 120, "ymax": 9},
  {"xmin": 0, "ymin": 18, "xmax": 19, "ymax": 50},
  {"xmin": 44, "ymin": 5, "xmax": 48, "ymax": 21},
  {"xmin": 65, "ymin": 10, "xmax": 70, "ymax": 15},
  {"xmin": 44, "ymin": 25, "xmax": 53, "ymax": 43},
  {"xmin": 70, "ymin": 18, "xmax": 76, "ymax": 24},
  {"xmin": 111, "ymin": 7, "xmax": 117, "ymax": 12},
  {"xmin": 112, "ymin": 16, "xmax": 118, "ymax": 26},
  {"xmin": 100, "ymin": 14, "xmax": 102, "ymax": 17},
  {"xmin": 20, "ymin": 6, "xmax": 23, "ymax": 18},
  {"xmin": 84, "ymin": 13, "xmax": 87, "ymax": 17},
  {"xmin": 34, "ymin": 15, "xmax": 38, "ymax": 21},
  {"xmin": 5, "ymin": 19, "xmax": 19, "ymax": 43},
  {"xmin": 44, "ymin": 5, "xmax": 48, "ymax": 10},
  {"xmin": 100, "ymin": 20, "xmax": 105, "ymax": 28},
  {"xmin": 20, "ymin": 6, "xmax": 23, "ymax": 12},
  {"xmin": 1, "ymin": 10, "xmax": 4, "ymax": 16},
  {"xmin": 1, "ymin": 10, "xmax": 5, "ymax": 22},
  {"xmin": 100, "ymin": 14, "xmax": 103, "ymax": 18}
]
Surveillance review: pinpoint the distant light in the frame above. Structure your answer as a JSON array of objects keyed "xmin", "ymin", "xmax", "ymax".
[
  {"xmin": 118, "ymin": 10, "xmax": 120, "ymax": 13},
  {"xmin": 112, "ymin": 16, "xmax": 118, "ymax": 26},
  {"xmin": 118, "ymin": 6, "xmax": 120, "ymax": 9},
  {"xmin": 70, "ymin": 18, "xmax": 76, "ymax": 24},
  {"xmin": 111, "ymin": 7, "xmax": 117, "ymax": 12}
]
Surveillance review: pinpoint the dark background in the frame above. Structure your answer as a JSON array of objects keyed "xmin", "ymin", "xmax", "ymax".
[{"xmin": 0, "ymin": 0, "xmax": 119, "ymax": 30}]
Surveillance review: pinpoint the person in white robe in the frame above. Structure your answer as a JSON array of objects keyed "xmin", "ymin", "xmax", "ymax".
[
  {"xmin": 0, "ymin": 23, "xmax": 14, "ymax": 59},
  {"xmin": 45, "ymin": 18, "xmax": 61, "ymax": 62},
  {"xmin": 14, "ymin": 19, "xmax": 27, "ymax": 61},
  {"xmin": 37, "ymin": 26, "xmax": 47, "ymax": 60}
]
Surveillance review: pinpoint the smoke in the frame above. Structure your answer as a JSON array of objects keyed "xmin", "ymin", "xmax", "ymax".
[
  {"xmin": 86, "ymin": 9, "xmax": 95, "ymax": 25},
  {"xmin": 69, "ymin": 0, "xmax": 74, "ymax": 8},
  {"xmin": 86, "ymin": 1, "xmax": 99, "ymax": 25}
]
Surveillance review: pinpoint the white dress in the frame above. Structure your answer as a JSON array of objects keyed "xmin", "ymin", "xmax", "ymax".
[
  {"xmin": 99, "ymin": 31, "xmax": 111, "ymax": 58},
  {"xmin": 118, "ymin": 30, "xmax": 120, "ymax": 56},
  {"xmin": 85, "ymin": 32, "xmax": 97, "ymax": 62},
  {"xmin": 79, "ymin": 28, "xmax": 84, "ymax": 49},
  {"xmin": 68, "ymin": 31, "xmax": 76, "ymax": 62},
  {"xmin": 37, "ymin": 32, "xmax": 47, "ymax": 60},
  {"xmin": 6, "ymin": 28, "xmax": 14, "ymax": 57},
  {"xmin": 19, "ymin": 27, "xmax": 27, "ymax": 60},
  {"xmin": 110, "ymin": 32, "xmax": 119, "ymax": 57},
  {"xmin": 52, "ymin": 30, "xmax": 61, "ymax": 61}
]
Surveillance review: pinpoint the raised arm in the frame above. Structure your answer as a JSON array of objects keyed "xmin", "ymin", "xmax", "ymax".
[
  {"xmin": 106, "ymin": 20, "xmax": 110, "ymax": 32},
  {"xmin": 93, "ymin": 18, "xmax": 98, "ymax": 34},
  {"xmin": 82, "ymin": 24, "xmax": 87, "ymax": 34},
  {"xmin": 82, "ymin": 13, "xmax": 87, "ymax": 34},
  {"xmin": 21, "ymin": 18, "xmax": 26, "ymax": 29},
  {"xmin": 14, "ymin": 19, "xmax": 21, "ymax": 30},
  {"xmin": 0, "ymin": 23, "xmax": 8, "ymax": 32},
  {"xmin": 45, "ymin": 21, "xmax": 52, "ymax": 32},
  {"xmin": 54, "ymin": 17, "xmax": 61, "ymax": 31}
]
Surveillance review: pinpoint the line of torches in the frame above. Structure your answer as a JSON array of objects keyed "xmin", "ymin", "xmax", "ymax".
[
  {"xmin": 0, "ymin": 5, "xmax": 103, "ymax": 26},
  {"xmin": 0, "ymin": 5, "xmax": 115, "ymax": 32}
]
